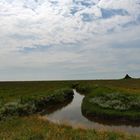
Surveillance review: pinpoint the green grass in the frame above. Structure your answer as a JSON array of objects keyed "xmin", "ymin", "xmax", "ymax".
[
  {"xmin": 0, "ymin": 79, "xmax": 140, "ymax": 139},
  {"xmin": 81, "ymin": 85, "xmax": 140, "ymax": 122},
  {"xmin": 0, "ymin": 79, "xmax": 140, "ymax": 103},
  {"xmin": 0, "ymin": 88, "xmax": 74, "ymax": 120},
  {"xmin": 0, "ymin": 116, "xmax": 140, "ymax": 140},
  {"xmin": 72, "ymin": 79, "xmax": 140, "ymax": 94},
  {"xmin": 0, "ymin": 81, "xmax": 72, "ymax": 104}
]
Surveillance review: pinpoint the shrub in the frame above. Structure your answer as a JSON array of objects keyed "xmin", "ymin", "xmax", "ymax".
[{"xmin": 75, "ymin": 84, "xmax": 91, "ymax": 94}]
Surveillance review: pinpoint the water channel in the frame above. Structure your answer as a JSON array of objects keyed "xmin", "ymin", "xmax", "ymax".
[{"xmin": 43, "ymin": 90, "xmax": 140, "ymax": 134}]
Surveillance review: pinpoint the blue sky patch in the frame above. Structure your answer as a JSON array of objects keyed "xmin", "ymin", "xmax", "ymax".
[
  {"xmin": 70, "ymin": 6, "xmax": 82, "ymax": 15},
  {"xmin": 101, "ymin": 8, "xmax": 129, "ymax": 19},
  {"xmin": 81, "ymin": 13, "xmax": 94, "ymax": 22},
  {"xmin": 73, "ymin": 0, "xmax": 95, "ymax": 7},
  {"xmin": 21, "ymin": 45, "xmax": 51, "ymax": 53}
]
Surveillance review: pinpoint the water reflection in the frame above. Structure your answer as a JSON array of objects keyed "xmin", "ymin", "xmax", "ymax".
[
  {"xmin": 44, "ymin": 90, "xmax": 87, "ymax": 125},
  {"xmin": 41, "ymin": 96, "xmax": 74, "ymax": 115},
  {"xmin": 82, "ymin": 111, "xmax": 140, "ymax": 127},
  {"xmin": 43, "ymin": 90, "xmax": 140, "ymax": 134}
]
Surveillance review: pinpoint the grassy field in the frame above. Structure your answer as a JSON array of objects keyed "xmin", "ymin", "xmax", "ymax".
[
  {"xmin": 1, "ymin": 115, "xmax": 140, "ymax": 140},
  {"xmin": 0, "ymin": 79, "xmax": 140, "ymax": 102},
  {"xmin": 73, "ymin": 79, "xmax": 140, "ymax": 123},
  {"xmin": 81, "ymin": 86, "xmax": 140, "ymax": 122},
  {"xmin": 0, "ymin": 81, "xmax": 71, "ymax": 104},
  {"xmin": 0, "ymin": 79, "xmax": 140, "ymax": 140}
]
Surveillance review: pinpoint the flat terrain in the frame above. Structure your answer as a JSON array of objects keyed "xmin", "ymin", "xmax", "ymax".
[{"xmin": 0, "ymin": 79, "xmax": 140, "ymax": 140}]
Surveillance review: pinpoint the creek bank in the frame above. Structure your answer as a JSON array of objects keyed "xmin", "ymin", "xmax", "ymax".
[
  {"xmin": 43, "ymin": 89, "xmax": 140, "ymax": 134},
  {"xmin": 72, "ymin": 83, "xmax": 140, "ymax": 122},
  {"xmin": 0, "ymin": 88, "xmax": 74, "ymax": 120},
  {"xmin": 82, "ymin": 90, "xmax": 140, "ymax": 122}
]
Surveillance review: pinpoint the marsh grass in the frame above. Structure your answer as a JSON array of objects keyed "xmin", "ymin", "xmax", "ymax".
[
  {"xmin": 0, "ymin": 116, "xmax": 140, "ymax": 140},
  {"xmin": 82, "ymin": 86, "xmax": 140, "ymax": 122},
  {"xmin": 0, "ymin": 88, "xmax": 74, "ymax": 120},
  {"xmin": 0, "ymin": 79, "xmax": 140, "ymax": 139}
]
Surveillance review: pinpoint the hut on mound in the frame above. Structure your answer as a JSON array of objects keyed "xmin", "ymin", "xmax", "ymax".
[{"xmin": 124, "ymin": 74, "xmax": 132, "ymax": 79}]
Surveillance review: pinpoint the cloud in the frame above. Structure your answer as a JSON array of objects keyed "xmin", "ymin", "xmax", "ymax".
[{"xmin": 0, "ymin": 0, "xmax": 140, "ymax": 80}]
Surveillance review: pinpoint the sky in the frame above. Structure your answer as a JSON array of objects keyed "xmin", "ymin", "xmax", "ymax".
[{"xmin": 0, "ymin": 0, "xmax": 140, "ymax": 81}]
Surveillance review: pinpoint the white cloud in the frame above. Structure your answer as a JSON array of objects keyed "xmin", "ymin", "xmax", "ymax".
[{"xmin": 0, "ymin": 0, "xmax": 140, "ymax": 80}]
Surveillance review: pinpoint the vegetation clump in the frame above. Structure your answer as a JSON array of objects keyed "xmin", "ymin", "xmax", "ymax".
[
  {"xmin": 72, "ymin": 83, "xmax": 91, "ymax": 94},
  {"xmin": 82, "ymin": 86, "xmax": 140, "ymax": 122},
  {"xmin": 0, "ymin": 88, "xmax": 74, "ymax": 120},
  {"xmin": 90, "ymin": 92, "xmax": 140, "ymax": 111}
]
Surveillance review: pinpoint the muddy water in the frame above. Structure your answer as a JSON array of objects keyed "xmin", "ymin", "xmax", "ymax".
[{"xmin": 44, "ymin": 90, "xmax": 140, "ymax": 134}]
